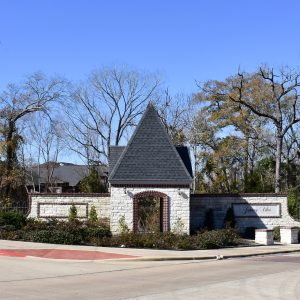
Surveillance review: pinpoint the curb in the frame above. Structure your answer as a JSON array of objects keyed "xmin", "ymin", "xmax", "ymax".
[{"xmin": 117, "ymin": 248, "xmax": 300, "ymax": 262}]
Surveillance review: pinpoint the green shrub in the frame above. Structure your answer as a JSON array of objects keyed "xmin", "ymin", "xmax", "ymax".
[
  {"xmin": 0, "ymin": 210, "xmax": 26, "ymax": 229},
  {"xmin": 24, "ymin": 230, "xmax": 78, "ymax": 245},
  {"xmin": 194, "ymin": 229, "xmax": 240, "ymax": 249},
  {"xmin": 81, "ymin": 226, "xmax": 111, "ymax": 243},
  {"xmin": 18, "ymin": 218, "xmax": 112, "ymax": 245},
  {"xmin": 79, "ymin": 167, "xmax": 108, "ymax": 193},
  {"xmin": 288, "ymin": 189, "xmax": 299, "ymax": 219},
  {"xmin": 92, "ymin": 229, "xmax": 239, "ymax": 250},
  {"xmin": 22, "ymin": 218, "xmax": 50, "ymax": 231},
  {"xmin": 68, "ymin": 204, "xmax": 77, "ymax": 222},
  {"xmin": 118, "ymin": 215, "xmax": 129, "ymax": 234},
  {"xmin": 203, "ymin": 209, "xmax": 214, "ymax": 230},
  {"xmin": 273, "ymin": 226, "xmax": 280, "ymax": 241},
  {"xmin": 88, "ymin": 206, "xmax": 98, "ymax": 224},
  {"xmin": 172, "ymin": 217, "xmax": 185, "ymax": 234},
  {"xmin": 223, "ymin": 207, "xmax": 236, "ymax": 228},
  {"xmin": 0, "ymin": 229, "xmax": 25, "ymax": 240}
]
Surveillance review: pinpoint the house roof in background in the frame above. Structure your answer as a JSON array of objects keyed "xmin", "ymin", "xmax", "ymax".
[
  {"xmin": 108, "ymin": 104, "xmax": 193, "ymax": 185},
  {"xmin": 27, "ymin": 163, "xmax": 108, "ymax": 186}
]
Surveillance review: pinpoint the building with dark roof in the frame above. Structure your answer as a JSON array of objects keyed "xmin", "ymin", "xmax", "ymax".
[
  {"xmin": 28, "ymin": 104, "xmax": 297, "ymax": 236},
  {"xmin": 108, "ymin": 104, "xmax": 193, "ymax": 234},
  {"xmin": 27, "ymin": 162, "xmax": 108, "ymax": 193}
]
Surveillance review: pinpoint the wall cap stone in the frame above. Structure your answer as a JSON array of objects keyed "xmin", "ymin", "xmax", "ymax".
[
  {"xmin": 191, "ymin": 193, "xmax": 288, "ymax": 198},
  {"xmin": 29, "ymin": 193, "xmax": 111, "ymax": 197},
  {"xmin": 280, "ymin": 226, "xmax": 299, "ymax": 229}
]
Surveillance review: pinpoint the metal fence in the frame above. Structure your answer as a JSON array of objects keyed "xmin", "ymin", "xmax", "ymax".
[{"xmin": 0, "ymin": 206, "xmax": 30, "ymax": 215}]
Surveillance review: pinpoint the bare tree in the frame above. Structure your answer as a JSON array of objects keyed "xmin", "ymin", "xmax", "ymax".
[
  {"xmin": 157, "ymin": 90, "xmax": 194, "ymax": 144},
  {"xmin": 0, "ymin": 72, "xmax": 66, "ymax": 201},
  {"xmin": 65, "ymin": 66, "xmax": 160, "ymax": 164},
  {"xmin": 25, "ymin": 114, "xmax": 65, "ymax": 192}
]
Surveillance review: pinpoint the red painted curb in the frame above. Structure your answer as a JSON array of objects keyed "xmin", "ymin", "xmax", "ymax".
[{"xmin": 0, "ymin": 249, "xmax": 137, "ymax": 260}]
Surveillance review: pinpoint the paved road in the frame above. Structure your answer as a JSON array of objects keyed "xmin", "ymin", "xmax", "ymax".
[{"xmin": 1, "ymin": 253, "xmax": 300, "ymax": 299}]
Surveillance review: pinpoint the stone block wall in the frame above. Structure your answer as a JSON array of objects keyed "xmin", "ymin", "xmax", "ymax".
[
  {"xmin": 280, "ymin": 227, "xmax": 299, "ymax": 244},
  {"xmin": 110, "ymin": 187, "xmax": 190, "ymax": 234},
  {"xmin": 28, "ymin": 193, "xmax": 111, "ymax": 220},
  {"xmin": 28, "ymin": 192, "xmax": 300, "ymax": 235},
  {"xmin": 190, "ymin": 194, "xmax": 300, "ymax": 233},
  {"xmin": 255, "ymin": 229, "xmax": 274, "ymax": 245}
]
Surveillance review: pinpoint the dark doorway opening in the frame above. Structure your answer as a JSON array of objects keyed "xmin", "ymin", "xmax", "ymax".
[{"xmin": 133, "ymin": 191, "xmax": 169, "ymax": 233}]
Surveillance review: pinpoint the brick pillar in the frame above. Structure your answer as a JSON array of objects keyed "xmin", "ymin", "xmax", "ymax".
[
  {"xmin": 162, "ymin": 196, "xmax": 170, "ymax": 232},
  {"xmin": 133, "ymin": 198, "xmax": 138, "ymax": 232}
]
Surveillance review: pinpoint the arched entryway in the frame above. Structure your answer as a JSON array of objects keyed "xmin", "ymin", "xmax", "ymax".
[{"xmin": 133, "ymin": 191, "xmax": 169, "ymax": 233}]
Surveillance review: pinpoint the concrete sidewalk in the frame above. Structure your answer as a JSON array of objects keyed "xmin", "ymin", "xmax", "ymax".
[{"xmin": 1, "ymin": 239, "xmax": 300, "ymax": 261}]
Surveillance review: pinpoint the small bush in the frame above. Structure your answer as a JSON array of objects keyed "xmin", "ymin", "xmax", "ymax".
[
  {"xmin": 288, "ymin": 189, "xmax": 299, "ymax": 219},
  {"xmin": 172, "ymin": 217, "xmax": 185, "ymax": 235},
  {"xmin": 89, "ymin": 206, "xmax": 98, "ymax": 224},
  {"xmin": 92, "ymin": 229, "xmax": 239, "ymax": 250},
  {"xmin": 16, "ymin": 218, "xmax": 112, "ymax": 245},
  {"xmin": 0, "ymin": 210, "xmax": 26, "ymax": 229},
  {"xmin": 24, "ymin": 230, "xmax": 78, "ymax": 245},
  {"xmin": 81, "ymin": 226, "xmax": 111, "ymax": 243},
  {"xmin": 118, "ymin": 216, "xmax": 129, "ymax": 234},
  {"xmin": 68, "ymin": 204, "xmax": 78, "ymax": 222},
  {"xmin": 194, "ymin": 229, "xmax": 240, "ymax": 249},
  {"xmin": 79, "ymin": 167, "xmax": 108, "ymax": 193},
  {"xmin": 273, "ymin": 226, "xmax": 280, "ymax": 241}
]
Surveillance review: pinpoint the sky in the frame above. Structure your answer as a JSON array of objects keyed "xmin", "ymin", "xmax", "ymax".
[{"xmin": 1, "ymin": 0, "xmax": 300, "ymax": 95}]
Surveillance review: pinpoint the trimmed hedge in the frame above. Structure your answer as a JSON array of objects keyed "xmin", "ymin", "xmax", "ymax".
[
  {"xmin": 0, "ymin": 213, "xmax": 240, "ymax": 249},
  {"xmin": 0, "ymin": 217, "xmax": 112, "ymax": 245},
  {"xmin": 92, "ymin": 229, "xmax": 240, "ymax": 250},
  {"xmin": 0, "ymin": 210, "xmax": 26, "ymax": 230}
]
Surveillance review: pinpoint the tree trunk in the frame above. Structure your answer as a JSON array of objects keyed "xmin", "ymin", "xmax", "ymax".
[
  {"xmin": 3, "ymin": 120, "xmax": 17, "ymax": 199},
  {"xmin": 243, "ymin": 136, "xmax": 249, "ymax": 191},
  {"xmin": 6, "ymin": 120, "xmax": 16, "ymax": 175},
  {"xmin": 275, "ymin": 134, "xmax": 283, "ymax": 193}
]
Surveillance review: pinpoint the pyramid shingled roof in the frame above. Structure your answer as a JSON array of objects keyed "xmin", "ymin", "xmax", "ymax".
[{"xmin": 108, "ymin": 104, "xmax": 193, "ymax": 185}]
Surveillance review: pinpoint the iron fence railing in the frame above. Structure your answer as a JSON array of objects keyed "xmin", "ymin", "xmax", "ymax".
[{"xmin": 0, "ymin": 206, "xmax": 30, "ymax": 215}]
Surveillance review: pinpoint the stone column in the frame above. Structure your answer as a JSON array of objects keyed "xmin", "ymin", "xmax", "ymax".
[
  {"xmin": 255, "ymin": 229, "xmax": 274, "ymax": 245},
  {"xmin": 280, "ymin": 226, "xmax": 299, "ymax": 244}
]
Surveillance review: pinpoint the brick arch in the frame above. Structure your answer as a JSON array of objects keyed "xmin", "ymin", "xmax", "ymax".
[{"xmin": 133, "ymin": 190, "xmax": 169, "ymax": 233}]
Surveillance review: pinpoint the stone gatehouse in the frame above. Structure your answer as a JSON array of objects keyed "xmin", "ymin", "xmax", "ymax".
[{"xmin": 28, "ymin": 104, "xmax": 300, "ymax": 233}]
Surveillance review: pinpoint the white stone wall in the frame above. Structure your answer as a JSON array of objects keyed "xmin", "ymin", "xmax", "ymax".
[
  {"xmin": 29, "ymin": 192, "xmax": 300, "ymax": 235},
  {"xmin": 28, "ymin": 194, "xmax": 111, "ymax": 220},
  {"xmin": 190, "ymin": 194, "xmax": 300, "ymax": 233},
  {"xmin": 255, "ymin": 229, "xmax": 274, "ymax": 245},
  {"xmin": 110, "ymin": 187, "xmax": 190, "ymax": 234},
  {"xmin": 280, "ymin": 227, "xmax": 299, "ymax": 244}
]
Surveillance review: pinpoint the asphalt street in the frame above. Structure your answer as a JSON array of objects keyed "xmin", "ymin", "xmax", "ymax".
[{"xmin": 1, "ymin": 252, "xmax": 300, "ymax": 299}]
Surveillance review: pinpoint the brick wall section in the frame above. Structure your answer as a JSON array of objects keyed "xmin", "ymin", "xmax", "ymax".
[
  {"xmin": 28, "ymin": 193, "xmax": 111, "ymax": 220},
  {"xmin": 190, "ymin": 194, "xmax": 300, "ymax": 233},
  {"xmin": 110, "ymin": 187, "xmax": 190, "ymax": 234}
]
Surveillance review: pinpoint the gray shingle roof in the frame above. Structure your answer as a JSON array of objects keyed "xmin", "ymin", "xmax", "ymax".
[
  {"xmin": 109, "ymin": 104, "xmax": 193, "ymax": 185},
  {"xmin": 27, "ymin": 164, "xmax": 108, "ymax": 186},
  {"xmin": 109, "ymin": 146, "xmax": 125, "ymax": 174},
  {"xmin": 175, "ymin": 146, "xmax": 193, "ymax": 178}
]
